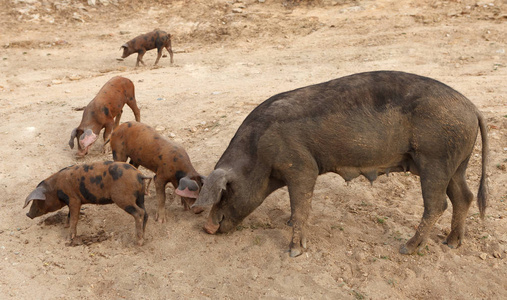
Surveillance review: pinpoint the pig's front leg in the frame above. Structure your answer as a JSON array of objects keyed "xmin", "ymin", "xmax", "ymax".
[{"xmin": 67, "ymin": 201, "xmax": 81, "ymax": 244}]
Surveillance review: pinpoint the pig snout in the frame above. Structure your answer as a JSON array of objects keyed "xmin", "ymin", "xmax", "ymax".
[
  {"xmin": 175, "ymin": 178, "xmax": 200, "ymax": 199},
  {"xmin": 203, "ymin": 211, "xmax": 226, "ymax": 234},
  {"xmin": 79, "ymin": 129, "xmax": 97, "ymax": 149},
  {"xmin": 26, "ymin": 212, "xmax": 35, "ymax": 219},
  {"xmin": 203, "ymin": 217, "xmax": 220, "ymax": 234}
]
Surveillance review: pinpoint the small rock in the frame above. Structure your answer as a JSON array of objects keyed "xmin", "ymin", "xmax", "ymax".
[
  {"xmin": 232, "ymin": 8, "xmax": 243, "ymax": 13},
  {"xmin": 168, "ymin": 132, "xmax": 176, "ymax": 138},
  {"xmin": 479, "ymin": 253, "xmax": 488, "ymax": 260},
  {"xmin": 354, "ymin": 251, "xmax": 366, "ymax": 261},
  {"xmin": 492, "ymin": 251, "xmax": 502, "ymax": 259},
  {"xmin": 156, "ymin": 97, "xmax": 165, "ymax": 101},
  {"xmin": 155, "ymin": 126, "xmax": 165, "ymax": 132}
]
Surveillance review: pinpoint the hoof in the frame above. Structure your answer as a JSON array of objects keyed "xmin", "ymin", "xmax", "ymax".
[
  {"xmin": 442, "ymin": 240, "xmax": 456, "ymax": 249},
  {"xmin": 192, "ymin": 206, "xmax": 205, "ymax": 214},
  {"xmin": 155, "ymin": 213, "xmax": 166, "ymax": 224},
  {"xmin": 399, "ymin": 244, "xmax": 413, "ymax": 255},
  {"xmin": 290, "ymin": 248, "xmax": 303, "ymax": 257}
]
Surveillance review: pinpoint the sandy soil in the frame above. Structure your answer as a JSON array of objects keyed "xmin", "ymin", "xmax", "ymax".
[{"xmin": 0, "ymin": 0, "xmax": 506, "ymax": 299}]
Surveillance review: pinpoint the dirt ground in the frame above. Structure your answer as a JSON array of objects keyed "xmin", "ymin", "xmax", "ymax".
[{"xmin": 0, "ymin": 0, "xmax": 506, "ymax": 299}]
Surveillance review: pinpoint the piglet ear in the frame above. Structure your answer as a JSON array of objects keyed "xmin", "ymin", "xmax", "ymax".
[
  {"xmin": 121, "ymin": 44, "xmax": 128, "ymax": 49},
  {"xmin": 69, "ymin": 128, "xmax": 77, "ymax": 149},
  {"xmin": 24, "ymin": 184, "xmax": 47, "ymax": 208},
  {"xmin": 175, "ymin": 177, "xmax": 200, "ymax": 199},
  {"xmin": 192, "ymin": 168, "xmax": 229, "ymax": 207}
]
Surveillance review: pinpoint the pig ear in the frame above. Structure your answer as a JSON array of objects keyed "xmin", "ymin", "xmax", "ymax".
[
  {"xmin": 69, "ymin": 128, "xmax": 77, "ymax": 149},
  {"xmin": 192, "ymin": 168, "xmax": 229, "ymax": 207},
  {"xmin": 175, "ymin": 177, "xmax": 200, "ymax": 199},
  {"xmin": 24, "ymin": 184, "xmax": 47, "ymax": 209},
  {"xmin": 121, "ymin": 44, "xmax": 128, "ymax": 49}
]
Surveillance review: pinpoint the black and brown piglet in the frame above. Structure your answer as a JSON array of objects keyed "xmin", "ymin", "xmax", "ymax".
[
  {"xmin": 121, "ymin": 30, "xmax": 174, "ymax": 67},
  {"xmin": 23, "ymin": 161, "xmax": 151, "ymax": 246},
  {"xmin": 69, "ymin": 76, "xmax": 141, "ymax": 157},
  {"xmin": 109, "ymin": 121, "xmax": 204, "ymax": 223}
]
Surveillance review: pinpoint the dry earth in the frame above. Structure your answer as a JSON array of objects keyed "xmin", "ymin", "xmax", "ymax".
[{"xmin": 0, "ymin": 0, "xmax": 506, "ymax": 299}]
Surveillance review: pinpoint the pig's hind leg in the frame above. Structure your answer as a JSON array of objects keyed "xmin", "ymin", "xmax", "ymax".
[
  {"xmin": 120, "ymin": 191, "xmax": 148, "ymax": 246},
  {"xmin": 399, "ymin": 157, "xmax": 451, "ymax": 255},
  {"xmin": 443, "ymin": 157, "xmax": 474, "ymax": 249}
]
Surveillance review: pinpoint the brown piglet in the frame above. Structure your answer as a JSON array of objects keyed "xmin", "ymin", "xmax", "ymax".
[
  {"xmin": 121, "ymin": 30, "xmax": 174, "ymax": 67},
  {"xmin": 68, "ymin": 76, "xmax": 141, "ymax": 156},
  {"xmin": 24, "ymin": 161, "xmax": 151, "ymax": 246},
  {"xmin": 109, "ymin": 121, "xmax": 204, "ymax": 223}
]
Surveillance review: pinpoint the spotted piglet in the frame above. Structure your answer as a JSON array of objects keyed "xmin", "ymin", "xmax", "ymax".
[
  {"xmin": 24, "ymin": 161, "xmax": 151, "ymax": 246},
  {"xmin": 68, "ymin": 76, "xmax": 141, "ymax": 157},
  {"xmin": 120, "ymin": 30, "xmax": 174, "ymax": 67},
  {"xmin": 109, "ymin": 121, "xmax": 204, "ymax": 223}
]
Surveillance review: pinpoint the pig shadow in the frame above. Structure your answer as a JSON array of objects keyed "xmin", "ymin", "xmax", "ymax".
[
  {"xmin": 39, "ymin": 211, "xmax": 68, "ymax": 226},
  {"xmin": 66, "ymin": 230, "xmax": 110, "ymax": 247},
  {"xmin": 37, "ymin": 211, "xmax": 110, "ymax": 246}
]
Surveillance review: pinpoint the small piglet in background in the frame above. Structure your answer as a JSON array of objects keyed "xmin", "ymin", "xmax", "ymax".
[
  {"xmin": 69, "ymin": 76, "xmax": 141, "ymax": 156},
  {"xmin": 23, "ymin": 161, "xmax": 151, "ymax": 246},
  {"xmin": 120, "ymin": 30, "xmax": 174, "ymax": 67},
  {"xmin": 109, "ymin": 121, "xmax": 204, "ymax": 223}
]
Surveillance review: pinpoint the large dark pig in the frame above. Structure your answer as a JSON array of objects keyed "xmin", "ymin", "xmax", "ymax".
[
  {"xmin": 23, "ymin": 161, "xmax": 151, "ymax": 246},
  {"xmin": 68, "ymin": 76, "xmax": 141, "ymax": 156},
  {"xmin": 109, "ymin": 121, "xmax": 204, "ymax": 223},
  {"xmin": 120, "ymin": 30, "xmax": 174, "ymax": 67},
  {"xmin": 193, "ymin": 71, "xmax": 488, "ymax": 257}
]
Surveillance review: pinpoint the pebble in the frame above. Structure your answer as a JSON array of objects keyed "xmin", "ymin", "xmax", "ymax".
[
  {"xmin": 155, "ymin": 126, "xmax": 165, "ymax": 132},
  {"xmin": 355, "ymin": 251, "xmax": 366, "ymax": 261},
  {"xmin": 479, "ymin": 253, "xmax": 488, "ymax": 260}
]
